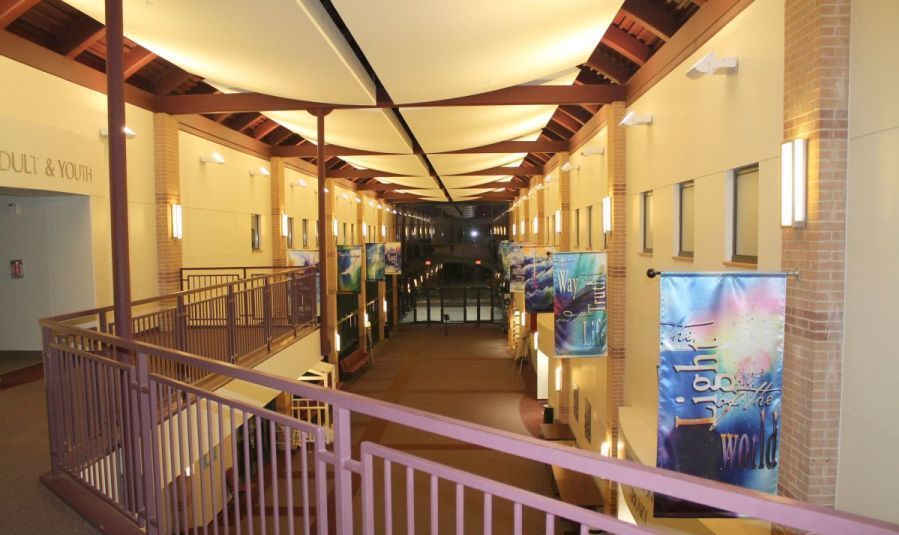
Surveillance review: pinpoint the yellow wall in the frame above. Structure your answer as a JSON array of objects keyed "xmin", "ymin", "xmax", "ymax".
[
  {"xmin": 836, "ymin": 0, "xmax": 899, "ymax": 524},
  {"xmin": 569, "ymin": 129, "xmax": 608, "ymax": 251},
  {"xmin": 284, "ymin": 166, "xmax": 318, "ymax": 249}
]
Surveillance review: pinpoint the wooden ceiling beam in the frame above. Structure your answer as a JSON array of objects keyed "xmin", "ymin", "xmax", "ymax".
[
  {"xmin": 123, "ymin": 46, "xmax": 157, "ymax": 79},
  {"xmin": 584, "ymin": 49, "xmax": 631, "ymax": 85},
  {"xmin": 252, "ymin": 118, "xmax": 280, "ymax": 140},
  {"xmin": 231, "ymin": 113, "xmax": 261, "ymax": 132},
  {"xmin": 59, "ymin": 17, "xmax": 105, "ymax": 59},
  {"xmin": 158, "ymin": 84, "xmax": 627, "ymax": 114},
  {"xmin": 267, "ymin": 127, "xmax": 294, "ymax": 146},
  {"xmin": 154, "ymin": 65, "xmax": 194, "ymax": 95},
  {"xmin": 551, "ymin": 109, "xmax": 582, "ymax": 133},
  {"xmin": 621, "ymin": 0, "xmax": 680, "ymax": 41},
  {"xmin": 0, "ymin": 0, "xmax": 40, "ymax": 29},
  {"xmin": 601, "ymin": 26, "xmax": 652, "ymax": 66}
]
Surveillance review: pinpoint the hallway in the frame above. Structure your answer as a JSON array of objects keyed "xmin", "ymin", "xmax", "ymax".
[{"xmin": 344, "ymin": 323, "xmax": 560, "ymax": 533}]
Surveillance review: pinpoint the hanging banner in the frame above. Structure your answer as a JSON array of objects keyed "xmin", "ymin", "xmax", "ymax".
[
  {"xmin": 656, "ymin": 273, "xmax": 786, "ymax": 517},
  {"xmin": 524, "ymin": 246, "xmax": 554, "ymax": 312},
  {"xmin": 552, "ymin": 252, "xmax": 607, "ymax": 357},
  {"xmin": 385, "ymin": 241, "xmax": 402, "ymax": 275},
  {"xmin": 336, "ymin": 245, "xmax": 362, "ymax": 292},
  {"xmin": 365, "ymin": 243, "xmax": 385, "ymax": 281},
  {"xmin": 507, "ymin": 243, "xmax": 527, "ymax": 292},
  {"xmin": 287, "ymin": 249, "xmax": 319, "ymax": 268}
]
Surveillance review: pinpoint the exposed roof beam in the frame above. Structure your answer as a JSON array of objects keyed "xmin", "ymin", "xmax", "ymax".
[
  {"xmin": 267, "ymin": 127, "xmax": 294, "ymax": 146},
  {"xmin": 601, "ymin": 26, "xmax": 652, "ymax": 66},
  {"xmin": 252, "ymin": 118, "xmax": 279, "ymax": 140},
  {"xmin": 550, "ymin": 110, "xmax": 582, "ymax": 134},
  {"xmin": 0, "ymin": 0, "xmax": 39, "ymax": 29},
  {"xmin": 154, "ymin": 65, "xmax": 194, "ymax": 95},
  {"xmin": 157, "ymin": 84, "xmax": 627, "ymax": 114},
  {"xmin": 231, "ymin": 113, "xmax": 261, "ymax": 132},
  {"xmin": 123, "ymin": 46, "xmax": 157, "ymax": 78},
  {"xmin": 584, "ymin": 49, "xmax": 631, "ymax": 85},
  {"xmin": 59, "ymin": 17, "xmax": 105, "ymax": 59},
  {"xmin": 621, "ymin": 0, "xmax": 679, "ymax": 40}
]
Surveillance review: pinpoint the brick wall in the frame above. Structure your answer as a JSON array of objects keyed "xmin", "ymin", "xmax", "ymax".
[
  {"xmin": 270, "ymin": 157, "xmax": 287, "ymax": 266},
  {"xmin": 778, "ymin": 0, "xmax": 850, "ymax": 514},
  {"xmin": 559, "ymin": 152, "xmax": 572, "ymax": 251},
  {"xmin": 153, "ymin": 113, "xmax": 182, "ymax": 295}
]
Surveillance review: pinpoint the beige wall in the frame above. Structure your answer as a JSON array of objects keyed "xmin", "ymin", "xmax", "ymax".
[
  {"xmin": 837, "ymin": 0, "xmax": 899, "ymax": 523},
  {"xmin": 284, "ymin": 166, "xmax": 318, "ymax": 249},
  {"xmin": 569, "ymin": 129, "xmax": 609, "ymax": 252}
]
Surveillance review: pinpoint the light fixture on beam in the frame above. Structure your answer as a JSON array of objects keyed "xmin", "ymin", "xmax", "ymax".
[
  {"xmin": 781, "ymin": 139, "xmax": 807, "ymax": 228},
  {"xmin": 171, "ymin": 203, "xmax": 183, "ymax": 240},
  {"xmin": 686, "ymin": 52, "xmax": 738, "ymax": 79},
  {"xmin": 602, "ymin": 196, "xmax": 612, "ymax": 233},
  {"xmin": 581, "ymin": 146, "xmax": 605, "ymax": 157},
  {"xmin": 99, "ymin": 126, "xmax": 137, "ymax": 139},
  {"xmin": 619, "ymin": 111, "xmax": 653, "ymax": 127},
  {"xmin": 250, "ymin": 166, "xmax": 271, "ymax": 178},
  {"xmin": 200, "ymin": 152, "xmax": 225, "ymax": 165}
]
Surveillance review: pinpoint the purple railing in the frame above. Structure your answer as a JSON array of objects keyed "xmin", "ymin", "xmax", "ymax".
[{"xmin": 40, "ymin": 277, "xmax": 899, "ymax": 534}]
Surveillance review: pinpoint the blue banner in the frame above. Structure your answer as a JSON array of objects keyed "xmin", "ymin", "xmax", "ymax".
[
  {"xmin": 656, "ymin": 273, "xmax": 786, "ymax": 517},
  {"xmin": 336, "ymin": 245, "xmax": 362, "ymax": 292},
  {"xmin": 524, "ymin": 246, "xmax": 554, "ymax": 312},
  {"xmin": 385, "ymin": 242, "xmax": 402, "ymax": 275},
  {"xmin": 365, "ymin": 243, "xmax": 385, "ymax": 281},
  {"xmin": 552, "ymin": 252, "xmax": 607, "ymax": 357}
]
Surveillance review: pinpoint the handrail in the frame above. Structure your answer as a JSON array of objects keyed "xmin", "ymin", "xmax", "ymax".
[{"xmin": 39, "ymin": 315, "xmax": 899, "ymax": 534}]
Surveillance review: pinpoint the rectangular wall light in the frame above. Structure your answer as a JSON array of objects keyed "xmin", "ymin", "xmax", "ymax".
[
  {"xmin": 555, "ymin": 210, "xmax": 561, "ymax": 233},
  {"xmin": 171, "ymin": 203, "xmax": 183, "ymax": 240},
  {"xmin": 532, "ymin": 216, "xmax": 539, "ymax": 234},
  {"xmin": 781, "ymin": 139, "xmax": 807, "ymax": 227},
  {"xmin": 332, "ymin": 217, "xmax": 339, "ymax": 237},
  {"xmin": 602, "ymin": 196, "xmax": 612, "ymax": 233},
  {"xmin": 281, "ymin": 213, "xmax": 289, "ymax": 237}
]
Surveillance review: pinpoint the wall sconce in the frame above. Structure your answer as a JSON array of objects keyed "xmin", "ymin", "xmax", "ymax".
[
  {"xmin": 335, "ymin": 330, "xmax": 341, "ymax": 352},
  {"xmin": 545, "ymin": 174, "xmax": 552, "ymax": 183},
  {"xmin": 199, "ymin": 152, "xmax": 225, "ymax": 164},
  {"xmin": 519, "ymin": 221, "xmax": 525, "ymax": 235},
  {"xmin": 602, "ymin": 196, "xmax": 612, "ymax": 233},
  {"xmin": 383, "ymin": 298, "xmax": 387, "ymax": 313},
  {"xmin": 99, "ymin": 126, "xmax": 137, "ymax": 139},
  {"xmin": 520, "ymin": 312, "xmax": 526, "ymax": 327},
  {"xmin": 533, "ymin": 331, "xmax": 539, "ymax": 350},
  {"xmin": 171, "ymin": 203, "xmax": 183, "ymax": 240},
  {"xmin": 381, "ymin": 224, "xmax": 386, "ymax": 238},
  {"xmin": 619, "ymin": 111, "xmax": 653, "ymax": 127},
  {"xmin": 686, "ymin": 52, "xmax": 738, "ymax": 79},
  {"xmin": 295, "ymin": 178, "xmax": 308, "ymax": 188},
  {"xmin": 781, "ymin": 139, "xmax": 807, "ymax": 227},
  {"xmin": 332, "ymin": 217, "xmax": 339, "ymax": 237},
  {"xmin": 250, "ymin": 166, "xmax": 271, "ymax": 178},
  {"xmin": 561, "ymin": 161, "xmax": 579, "ymax": 172},
  {"xmin": 555, "ymin": 210, "xmax": 561, "ymax": 233},
  {"xmin": 600, "ymin": 441, "xmax": 611, "ymax": 457},
  {"xmin": 532, "ymin": 216, "xmax": 539, "ymax": 234},
  {"xmin": 555, "ymin": 365, "xmax": 561, "ymax": 392},
  {"xmin": 512, "ymin": 225, "xmax": 517, "ymax": 236},
  {"xmin": 355, "ymin": 196, "xmax": 362, "ymax": 204},
  {"xmin": 581, "ymin": 146, "xmax": 605, "ymax": 157},
  {"xmin": 362, "ymin": 223, "xmax": 368, "ymax": 237},
  {"xmin": 281, "ymin": 213, "xmax": 289, "ymax": 237}
]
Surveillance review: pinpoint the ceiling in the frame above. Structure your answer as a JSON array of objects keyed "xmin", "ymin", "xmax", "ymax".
[{"xmin": 1, "ymin": 0, "xmax": 703, "ymax": 206}]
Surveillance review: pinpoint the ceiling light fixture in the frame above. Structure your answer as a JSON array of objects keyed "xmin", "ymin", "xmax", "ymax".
[
  {"xmin": 249, "ymin": 166, "xmax": 270, "ymax": 177},
  {"xmin": 619, "ymin": 111, "xmax": 653, "ymax": 127},
  {"xmin": 200, "ymin": 152, "xmax": 225, "ymax": 165},
  {"xmin": 686, "ymin": 52, "xmax": 738, "ymax": 79},
  {"xmin": 99, "ymin": 126, "xmax": 137, "ymax": 139},
  {"xmin": 581, "ymin": 147, "xmax": 605, "ymax": 157}
]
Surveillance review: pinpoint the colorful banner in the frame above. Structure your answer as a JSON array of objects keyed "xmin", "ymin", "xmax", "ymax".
[
  {"xmin": 365, "ymin": 243, "xmax": 385, "ymax": 281},
  {"xmin": 524, "ymin": 246, "xmax": 554, "ymax": 312},
  {"xmin": 507, "ymin": 243, "xmax": 527, "ymax": 292},
  {"xmin": 336, "ymin": 245, "xmax": 362, "ymax": 292},
  {"xmin": 385, "ymin": 241, "xmax": 402, "ymax": 275},
  {"xmin": 287, "ymin": 249, "xmax": 319, "ymax": 268},
  {"xmin": 656, "ymin": 273, "xmax": 786, "ymax": 517},
  {"xmin": 552, "ymin": 252, "xmax": 607, "ymax": 357}
]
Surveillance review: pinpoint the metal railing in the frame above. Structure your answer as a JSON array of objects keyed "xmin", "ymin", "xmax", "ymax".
[
  {"xmin": 402, "ymin": 285, "xmax": 502, "ymax": 324},
  {"xmin": 180, "ymin": 266, "xmax": 300, "ymax": 292},
  {"xmin": 40, "ymin": 310, "xmax": 899, "ymax": 534}
]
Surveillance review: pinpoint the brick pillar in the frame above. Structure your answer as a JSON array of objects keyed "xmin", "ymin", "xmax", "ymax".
[
  {"xmin": 323, "ymin": 180, "xmax": 338, "ymax": 367},
  {"xmin": 558, "ymin": 152, "xmax": 572, "ymax": 251},
  {"xmin": 357, "ymin": 195, "xmax": 368, "ymax": 352},
  {"xmin": 153, "ymin": 113, "xmax": 182, "ymax": 295},
  {"xmin": 603, "ymin": 101, "xmax": 628, "ymax": 513},
  {"xmin": 520, "ymin": 188, "xmax": 529, "ymax": 242},
  {"xmin": 270, "ymin": 157, "xmax": 287, "ymax": 266},
  {"xmin": 777, "ymin": 0, "xmax": 850, "ymax": 518},
  {"xmin": 534, "ymin": 176, "xmax": 545, "ymax": 245}
]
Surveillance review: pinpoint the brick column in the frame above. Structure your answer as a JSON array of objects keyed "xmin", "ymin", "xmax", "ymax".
[
  {"xmin": 777, "ymin": 0, "xmax": 850, "ymax": 516},
  {"xmin": 322, "ymin": 180, "xmax": 338, "ymax": 367},
  {"xmin": 153, "ymin": 113, "xmax": 182, "ymax": 295},
  {"xmin": 603, "ymin": 101, "xmax": 628, "ymax": 513},
  {"xmin": 270, "ymin": 157, "xmax": 287, "ymax": 266},
  {"xmin": 357, "ymin": 195, "xmax": 368, "ymax": 352},
  {"xmin": 520, "ymin": 188, "xmax": 529, "ymax": 242},
  {"xmin": 534, "ymin": 176, "xmax": 545, "ymax": 245},
  {"xmin": 558, "ymin": 152, "xmax": 572, "ymax": 251}
]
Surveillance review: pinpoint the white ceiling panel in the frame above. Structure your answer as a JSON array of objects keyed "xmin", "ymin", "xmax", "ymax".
[
  {"xmin": 338, "ymin": 155, "xmax": 429, "ymax": 175},
  {"xmin": 439, "ymin": 176, "xmax": 505, "ymax": 188},
  {"xmin": 429, "ymin": 153, "xmax": 526, "ymax": 175},
  {"xmin": 267, "ymin": 109, "xmax": 413, "ymax": 154},
  {"xmin": 379, "ymin": 177, "xmax": 440, "ymax": 189},
  {"xmin": 65, "ymin": 0, "xmax": 376, "ymax": 104},
  {"xmin": 331, "ymin": 0, "xmax": 622, "ymax": 103}
]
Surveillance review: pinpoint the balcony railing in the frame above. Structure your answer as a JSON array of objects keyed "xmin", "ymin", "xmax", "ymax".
[{"xmin": 39, "ymin": 280, "xmax": 899, "ymax": 534}]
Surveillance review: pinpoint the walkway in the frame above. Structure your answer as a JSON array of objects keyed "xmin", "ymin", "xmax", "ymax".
[{"xmin": 344, "ymin": 323, "xmax": 559, "ymax": 533}]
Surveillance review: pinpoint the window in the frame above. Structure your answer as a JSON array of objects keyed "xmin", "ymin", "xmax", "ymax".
[
  {"xmin": 286, "ymin": 216, "xmax": 295, "ymax": 248},
  {"xmin": 575, "ymin": 208, "xmax": 580, "ymax": 249},
  {"xmin": 251, "ymin": 214, "xmax": 261, "ymax": 251},
  {"xmin": 302, "ymin": 219, "xmax": 309, "ymax": 248},
  {"xmin": 587, "ymin": 205, "xmax": 593, "ymax": 249},
  {"xmin": 642, "ymin": 191, "xmax": 654, "ymax": 253},
  {"xmin": 351, "ymin": 223, "xmax": 355, "ymax": 244},
  {"xmin": 342, "ymin": 223, "xmax": 347, "ymax": 245},
  {"xmin": 733, "ymin": 166, "xmax": 759, "ymax": 263},
  {"xmin": 678, "ymin": 182, "xmax": 694, "ymax": 257}
]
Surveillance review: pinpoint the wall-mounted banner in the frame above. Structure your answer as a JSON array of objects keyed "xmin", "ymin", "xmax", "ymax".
[
  {"xmin": 552, "ymin": 252, "xmax": 607, "ymax": 357},
  {"xmin": 336, "ymin": 245, "xmax": 362, "ymax": 292},
  {"xmin": 365, "ymin": 243, "xmax": 385, "ymax": 281},
  {"xmin": 287, "ymin": 249, "xmax": 319, "ymax": 267},
  {"xmin": 385, "ymin": 241, "xmax": 402, "ymax": 275},
  {"xmin": 524, "ymin": 246, "xmax": 555, "ymax": 312},
  {"xmin": 656, "ymin": 273, "xmax": 786, "ymax": 518},
  {"xmin": 507, "ymin": 243, "xmax": 528, "ymax": 292}
]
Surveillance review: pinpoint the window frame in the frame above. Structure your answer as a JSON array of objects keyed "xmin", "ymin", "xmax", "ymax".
[
  {"xmin": 286, "ymin": 216, "xmax": 295, "ymax": 249},
  {"xmin": 678, "ymin": 181, "xmax": 695, "ymax": 258},
  {"xmin": 732, "ymin": 165, "xmax": 759, "ymax": 264},
  {"xmin": 251, "ymin": 214, "xmax": 262, "ymax": 251},
  {"xmin": 642, "ymin": 191, "xmax": 654, "ymax": 254}
]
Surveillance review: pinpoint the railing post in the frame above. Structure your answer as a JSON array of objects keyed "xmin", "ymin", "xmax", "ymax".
[
  {"xmin": 263, "ymin": 277, "xmax": 273, "ymax": 351},
  {"xmin": 333, "ymin": 407, "xmax": 354, "ymax": 535},
  {"xmin": 41, "ymin": 326, "xmax": 61, "ymax": 477},
  {"xmin": 175, "ymin": 294, "xmax": 187, "ymax": 352},
  {"xmin": 463, "ymin": 287, "xmax": 468, "ymax": 323},
  {"xmin": 135, "ymin": 351, "xmax": 160, "ymax": 534},
  {"xmin": 477, "ymin": 287, "xmax": 481, "ymax": 325},
  {"xmin": 226, "ymin": 285, "xmax": 237, "ymax": 363}
]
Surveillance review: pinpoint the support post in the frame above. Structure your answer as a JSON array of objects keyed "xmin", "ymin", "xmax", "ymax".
[{"xmin": 312, "ymin": 109, "xmax": 333, "ymax": 361}]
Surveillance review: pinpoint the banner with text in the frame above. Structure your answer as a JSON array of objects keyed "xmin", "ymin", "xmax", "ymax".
[
  {"xmin": 524, "ymin": 246, "xmax": 554, "ymax": 312},
  {"xmin": 385, "ymin": 241, "xmax": 402, "ymax": 275},
  {"xmin": 365, "ymin": 243, "xmax": 385, "ymax": 281},
  {"xmin": 552, "ymin": 252, "xmax": 607, "ymax": 357},
  {"xmin": 656, "ymin": 273, "xmax": 786, "ymax": 517},
  {"xmin": 336, "ymin": 245, "xmax": 362, "ymax": 292},
  {"xmin": 287, "ymin": 249, "xmax": 319, "ymax": 268},
  {"xmin": 506, "ymin": 243, "xmax": 527, "ymax": 292}
]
